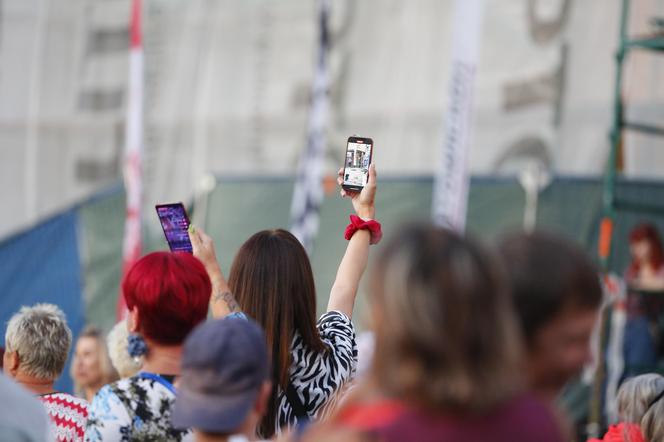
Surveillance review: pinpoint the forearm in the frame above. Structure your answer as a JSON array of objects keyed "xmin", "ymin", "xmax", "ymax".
[
  {"xmin": 327, "ymin": 229, "xmax": 371, "ymax": 318},
  {"xmin": 207, "ymin": 266, "xmax": 242, "ymax": 318}
]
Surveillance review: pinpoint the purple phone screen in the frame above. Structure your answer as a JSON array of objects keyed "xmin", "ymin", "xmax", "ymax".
[{"xmin": 156, "ymin": 205, "xmax": 193, "ymax": 253}]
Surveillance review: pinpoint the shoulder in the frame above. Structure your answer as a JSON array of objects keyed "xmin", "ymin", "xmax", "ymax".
[
  {"xmin": 316, "ymin": 311, "xmax": 356, "ymax": 343},
  {"xmin": 494, "ymin": 394, "xmax": 564, "ymax": 441},
  {"xmin": 318, "ymin": 310, "xmax": 353, "ymax": 329},
  {"xmin": 0, "ymin": 375, "xmax": 49, "ymax": 441},
  {"xmin": 42, "ymin": 392, "xmax": 89, "ymax": 414}
]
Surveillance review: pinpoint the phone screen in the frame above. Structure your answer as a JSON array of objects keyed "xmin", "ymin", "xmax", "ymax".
[
  {"xmin": 343, "ymin": 137, "xmax": 373, "ymax": 189},
  {"xmin": 156, "ymin": 203, "xmax": 193, "ymax": 253}
]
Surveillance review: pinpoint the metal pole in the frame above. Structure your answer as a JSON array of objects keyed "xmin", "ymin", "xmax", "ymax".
[
  {"xmin": 24, "ymin": 0, "xmax": 50, "ymax": 224},
  {"xmin": 588, "ymin": 0, "xmax": 630, "ymax": 437}
]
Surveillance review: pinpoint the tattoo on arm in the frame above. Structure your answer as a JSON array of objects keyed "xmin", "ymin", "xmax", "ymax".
[{"xmin": 213, "ymin": 291, "xmax": 241, "ymax": 313}]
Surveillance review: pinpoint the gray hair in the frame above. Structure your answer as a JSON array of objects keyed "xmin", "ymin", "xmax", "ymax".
[
  {"xmin": 640, "ymin": 377, "xmax": 664, "ymax": 442},
  {"xmin": 5, "ymin": 303, "xmax": 72, "ymax": 381},
  {"xmin": 617, "ymin": 374, "xmax": 664, "ymax": 423}
]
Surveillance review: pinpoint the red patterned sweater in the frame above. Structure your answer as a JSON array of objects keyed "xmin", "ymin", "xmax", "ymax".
[{"xmin": 39, "ymin": 392, "xmax": 89, "ymax": 442}]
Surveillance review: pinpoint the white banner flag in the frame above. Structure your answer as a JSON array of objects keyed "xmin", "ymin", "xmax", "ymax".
[
  {"xmin": 118, "ymin": 0, "xmax": 144, "ymax": 319},
  {"xmin": 432, "ymin": 0, "xmax": 484, "ymax": 232},
  {"xmin": 289, "ymin": 0, "xmax": 330, "ymax": 253}
]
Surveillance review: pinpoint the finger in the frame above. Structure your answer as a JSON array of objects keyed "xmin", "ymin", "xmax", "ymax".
[
  {"xmin": 367, "ymin": 163, "xmax": 377, "ymax": 186},
  {"xmin": 198, "ymin": 229, "xmax": 213, "ymax": 247},
  {"xmin": 337, "ymin": 168, "xmax": 345, "ymax": 186},
  {"xmin": 188, "ymin": 225, "xmax": 201, "ymax": 250}
]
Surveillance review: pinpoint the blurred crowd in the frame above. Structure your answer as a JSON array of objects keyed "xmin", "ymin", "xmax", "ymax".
[{"xmin": 2, "ymin": 166, "xmax": 664, "ymax": 442}]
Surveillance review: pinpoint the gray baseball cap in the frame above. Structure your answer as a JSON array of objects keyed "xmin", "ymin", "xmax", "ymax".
[{"xmin": 172, "ymin": 317, "xmax": 270, "ymax": 433}]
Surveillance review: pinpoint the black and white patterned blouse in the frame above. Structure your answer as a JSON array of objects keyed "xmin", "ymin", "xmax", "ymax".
[{"xmin": 276, "ymin": 310, "xmax": 357, "ymax": 432}]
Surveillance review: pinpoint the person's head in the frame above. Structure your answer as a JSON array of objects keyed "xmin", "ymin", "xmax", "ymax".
[
  {"xmin": 3, "ymin": 303, "xmax": 72, "ymax": 384},
  {"xmin": 228, "ymin": 229, "xmax": 326, "ymax": 436},
  {"xmin": 370, "ymin": 224, "xmax": 522, "ymax": 412},
  {"xmin": 106, "ymin": 319, "xmax": 142, "ymax": 378},
  {"xmin": 628, "ymin": 223, "xmax": 664, "ymax": 271},
  {"xmin": 497, "ymin": 231, "xmax": 602, "ymax": 399},
  {"xmin": 70, "ymin": 326, "xmax": 118, "ymax": 398},
  {"xmin": 173, "ymin": 318, "xmax": 271, "ymax": 440},
  {"xmin": 122, "ymin": 251, "xmax": 212, "ymax": 347},
  {"xmin": 641, "ymin": 383, "xmax": 664, "ymax": 442},
  {"xmin": 616, "ymin": 374, "xmax": 664, "ymax": 424}
]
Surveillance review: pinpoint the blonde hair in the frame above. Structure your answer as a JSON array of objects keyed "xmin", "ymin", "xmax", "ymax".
[
  {"xmin": 106, "ymin": 320, "xmax": 142, "ymax": 378},
  {"xmin": 70, "ymin": 326, "xmax": 118, "ymax": 396},
  {"xmin": 370, "ymin": 225, "xmax": 523, "ymax": 412},
  {"xmin": 5, "ymin": 303, "xmax": 72, "ymax": 381}
]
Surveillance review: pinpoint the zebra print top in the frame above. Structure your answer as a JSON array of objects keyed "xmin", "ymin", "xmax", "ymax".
[{"xmin": 275, "ymin": 310, "xmax": 358, "ymax": 433}]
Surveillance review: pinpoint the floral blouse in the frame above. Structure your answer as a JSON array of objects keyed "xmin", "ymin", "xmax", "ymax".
[{"xmin": 84, "ymin": 373, "xmax": 192, "ymax": 442}]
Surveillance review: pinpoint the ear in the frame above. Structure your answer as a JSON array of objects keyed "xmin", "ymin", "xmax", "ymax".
[
  {"xmin": 4, "ymin": 351, "xmax": 20, "ymax": 377},
  {"xmin": 128, "ymin": 307, "xmax": 140, "ymax": 333},
  {"xmin": 255, "ymin": 381, "xmax": 272, "ymax": 416}
]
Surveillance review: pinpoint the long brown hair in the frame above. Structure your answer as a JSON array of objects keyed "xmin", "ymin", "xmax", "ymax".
[
  {"xmin": 370, "ymin": 224, "xmax": 523, "ymax": 413},
  {"xmin": 228, "ymin": 229, "xmax": 327, "ymax": 437}
]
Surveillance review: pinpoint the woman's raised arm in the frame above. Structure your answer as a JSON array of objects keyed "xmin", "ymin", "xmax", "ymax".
[
  {"xmin": 188, "ymin": 226, "xmax": 242, "ymax": 318},
  {"xmin": 327, "ymin": 164, "xmax": 378, "ymax": 319}
]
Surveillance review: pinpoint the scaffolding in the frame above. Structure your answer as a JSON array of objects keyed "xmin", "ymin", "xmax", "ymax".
[{"xmin": 589, "ymin": 0, "xmax": 664, "ymax": 436}]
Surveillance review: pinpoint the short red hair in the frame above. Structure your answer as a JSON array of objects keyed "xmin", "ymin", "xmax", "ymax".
[{"xmin": 122, "ymin": 251, "xmax": 211, "ymax": 346}]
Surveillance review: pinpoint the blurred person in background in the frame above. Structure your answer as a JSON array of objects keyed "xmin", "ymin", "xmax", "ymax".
[
  {"xmin": 322, "ymin": 225, "xmax": 564, "ymax": 442},
  {"xmin": 588, "ymin": 373, "xmax": 664, "ymax": 442},
  {"xmin": 621, "ymin": 223, "xmax": 664, "ymax": 378},
  {"xmin": 4, "ymin": 303, "xmax": 89, "ymax": 442},
  {"xmin": 172, "ymin": 317, "xmax": 272, "ymax": 442},
  {"xmin": 189, "ymin": 164, "xmax": 379, "ymax": 437},
  {"xmin": 106, "ymin": 319, "xmax": 142, "ymax": 378},
  {"xmin": 70, "ymin": 326, "xmax": 118, "ymax": 402},
  {"xmin": 497, "ymin": 231, "xmax": 602, "ymax": 404},
  {"xmin": 85, "ymin": 252, "xmax": 211, "ymax": 441}
]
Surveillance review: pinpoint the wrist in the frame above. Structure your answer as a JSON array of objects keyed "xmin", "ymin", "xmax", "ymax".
[
  {"xmin": 344, "ymin": 215, "xmax": 382, "ymax": 245},
  {"xmin": 207, "ymin": 264, "xmax": 225, "ymax": 283},
  {"xmin": 356, "ymin": 208, "xmax": 375, "ymax": 220}
]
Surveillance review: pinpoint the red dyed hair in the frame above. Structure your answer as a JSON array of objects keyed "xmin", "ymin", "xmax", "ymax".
[
  {"xmin": 122, "ymin": 251, "xmax": 211, "ymax": 346},
  {"xmin": 628, "ymin": 223, "xmax": 664, "ymax": 277}
]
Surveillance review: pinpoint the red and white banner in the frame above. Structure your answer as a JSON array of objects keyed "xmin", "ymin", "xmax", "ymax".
[
  {"xmin": 118, "ymin": 0, "xmax": 144, "ymax": 320},
  {"xmin": 432, "ymin": 0, "xmax": 484, "ymax": 232}
]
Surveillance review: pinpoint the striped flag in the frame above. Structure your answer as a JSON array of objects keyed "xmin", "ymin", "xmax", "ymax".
[
  {"xmin": 432, "ymin": 0, "xmax": 484, "ymax": 232},
  {"xmin": 117, "ymin": 0, "xmax": 144, "ymax": 320},
  {"xmin": 289, "ymin": 0, "xmax": 331, "ymax": 253}
]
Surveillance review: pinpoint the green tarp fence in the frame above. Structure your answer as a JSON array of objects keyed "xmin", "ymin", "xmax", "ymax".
[{"xmin": 78, "ymin": 175, "xmax": 664, "ymax": 331}]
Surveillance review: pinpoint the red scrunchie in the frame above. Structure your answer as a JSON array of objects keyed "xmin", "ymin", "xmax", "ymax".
[{"xmin": 344, "ymin": 215, "xmax": 382, "ymax": 245}]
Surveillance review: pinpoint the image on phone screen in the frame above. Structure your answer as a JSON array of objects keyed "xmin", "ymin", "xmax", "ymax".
[
  {"xmin": 343, "ymin": 138, "xmax": 372, "ymax": 188},
  {"xmin": 156, "ymin": 203, "xmax": 193, "ymax": 253}
]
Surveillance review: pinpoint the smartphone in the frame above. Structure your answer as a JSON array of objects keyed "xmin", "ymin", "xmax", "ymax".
[
  {"xmin": 342, "ymin": 136, "xmax": 373, "ymax": 192},
  {"xmin": 155, "ymin": 203, "xmax": 193, "ymax": 253}
]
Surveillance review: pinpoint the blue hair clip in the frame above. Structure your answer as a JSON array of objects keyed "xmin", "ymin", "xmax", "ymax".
[{"xmin": 127, "ymin": 334, "xmax": 147, "ymax": 358}]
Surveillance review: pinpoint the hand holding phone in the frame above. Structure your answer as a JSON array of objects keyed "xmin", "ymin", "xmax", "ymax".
[
  {"xmin": 338, "ymin": 162, "xmax": 377, "ymax": 220},
  {"xmin": 155, "ymin": 203, "xmax": 193, "ymax": 253}
]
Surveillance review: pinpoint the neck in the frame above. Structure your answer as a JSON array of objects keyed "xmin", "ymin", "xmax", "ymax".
[
  {"xmin": 14, "ymin": 372, "xmax": 56, "ymax": 396},
  {"xmin": 84, "ymin": 383, "xmax": 104, "ymax": 402},
  {"xmin": 194, "ymin": 431, "xmax": 229, "ymax": 442},
  {"xmin": 141, "ymin": 341, "xmax": 183, "ymax": 376}
]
